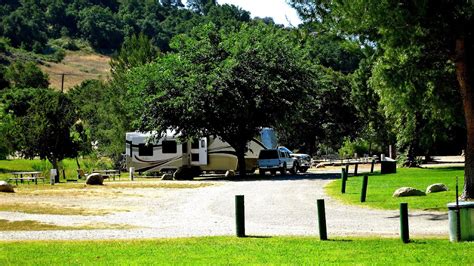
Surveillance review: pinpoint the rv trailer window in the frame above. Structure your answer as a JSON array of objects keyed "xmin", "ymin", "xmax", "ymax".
[
  {"xmin": 191, "ymin": 153, "xmax": 200, "ymax": 162},
  {"xmin": 138, "ymin": 144, "xmax": 153, "ymax": 156},
  {"xmin": 162, "ymin": 140, "xmax": 177, "ymax": 154},
  {"xmin": 201, "ymin": 139, "xmax": 205, "ymax": 148}
]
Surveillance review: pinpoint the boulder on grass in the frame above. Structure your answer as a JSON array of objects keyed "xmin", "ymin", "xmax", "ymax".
[
  {"xmin": 86, "ymin": 173, "xmax": 104, "ymax": 185},
  {"xmin": 426, "ymin": 183, "xmax": 448, "ymax": 193},
  {"xmin": 393, "ymin": 187, "xmax": 426, "ymax": 197},
  {"xmin": 0, "ymin": 181, "xmax": 14, "ymax": 193}
]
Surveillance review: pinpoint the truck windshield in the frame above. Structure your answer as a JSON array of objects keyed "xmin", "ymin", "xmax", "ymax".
[{"xmin": 259, "ymin": 150, "xmax": 279, "ymax": 159}]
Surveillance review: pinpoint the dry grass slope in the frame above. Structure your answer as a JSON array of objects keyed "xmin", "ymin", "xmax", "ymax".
[{"xmin": 40, "ymin": 51, "xmax": 110, "ymax": 91}]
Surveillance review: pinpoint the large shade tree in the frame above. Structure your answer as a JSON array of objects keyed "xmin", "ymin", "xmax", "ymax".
[
  {"xmin": 290, "ymin": 0, "xmax": 473, "ymax": 198},
  {"xmin": 126, "ymin": 23, "xmax": 314, "ymax": 177},
  {"xmin": 1, "ymin": 88, "xmax": 81, "ymax": 179}
]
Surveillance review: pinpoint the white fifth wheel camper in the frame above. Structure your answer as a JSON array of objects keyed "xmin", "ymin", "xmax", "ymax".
[{"xmin": 125, "ymin": 131, "xmax": 267, "ymax": 177}]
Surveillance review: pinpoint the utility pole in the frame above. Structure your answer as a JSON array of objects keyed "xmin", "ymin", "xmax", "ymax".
[{"xmin": 61, "ymin": 73, "xmax": 65, "ymax": 92}]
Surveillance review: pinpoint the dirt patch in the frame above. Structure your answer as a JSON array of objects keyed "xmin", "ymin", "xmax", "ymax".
[
  {"xmin": 40, "ymin": 50, "xmax": 110, "ymax": 91},
  {"xmin": 0, "ymin": 219, "xmax": 136, "ymax": 231},
  {"xmin": 0, "ymin": 202, "xmax": 126, "ymax": 216}
]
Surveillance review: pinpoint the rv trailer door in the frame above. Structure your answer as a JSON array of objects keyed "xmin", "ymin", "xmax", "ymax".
[{"xmin": 191, "ymin": 137, "xmax": 208, "ymax": 165}]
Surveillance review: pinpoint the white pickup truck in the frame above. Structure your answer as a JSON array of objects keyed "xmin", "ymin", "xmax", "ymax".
[
  {"xmin": 279, "ymin": 146, "xmax": 312, "ymax": 173},
  {"xmin": 258, "ymin": 148, "xmax": 297, "ymax": 175}
]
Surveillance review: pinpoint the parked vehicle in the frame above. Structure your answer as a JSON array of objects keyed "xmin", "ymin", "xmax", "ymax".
[
  {"xmin": 258, "ymin": 147, "xmax": 296, "ymax": 175},
  {"xmin": 279, "ymin": 147, "xmax": 311, "ymax": 173},
  {"xmin": 125, "ymin": 131, "xmax": 266, "ymax": 179}
]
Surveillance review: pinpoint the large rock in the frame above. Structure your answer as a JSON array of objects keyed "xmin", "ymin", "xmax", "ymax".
[
  {"xmin": 426, "ymin": 183, "xmax": 448, "ymax": 193},
  {"xmin": 393, "ymin": 187, "xmax": 426, "ymax": 197},
  {"xmin": 0, "ymin": 181, "xmax": 14, "ymax": 193},
  {"xmin": 86, "ymin": 173, "xmax": 104, "ymax": 185}
]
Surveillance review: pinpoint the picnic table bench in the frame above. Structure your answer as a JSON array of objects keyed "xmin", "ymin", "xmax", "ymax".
[
  {"xmin": 92, "ymin": 169, "xmax": 120, "ymax": 180},
  {"xmin": 8, "ymin": 171, "xmax": 45, "ymax": 185}
]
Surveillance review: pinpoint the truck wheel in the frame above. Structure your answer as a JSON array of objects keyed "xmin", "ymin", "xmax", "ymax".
[
  {"xmin": 280, "ymin": 164, "xmax": 287, "ymax": 175},
  {"xmin": 299, "ymin": 167, "xmax": 308, "ymax": 173},
  {"xmin": 259, "ymin": 169, "xmax": 266, "ymax": 176},
  {"xmin": 290, "ymin": 163, "xmax": 298, "ymax": 174},
  {"xmin": 270, "ymin": 170, "xmax": 276, "ymax": 175}
]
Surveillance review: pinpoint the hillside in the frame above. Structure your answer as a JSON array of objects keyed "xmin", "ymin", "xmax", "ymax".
[{"xmin": 39, "ymin": 51, "xmax": 110, "ymax": 91}]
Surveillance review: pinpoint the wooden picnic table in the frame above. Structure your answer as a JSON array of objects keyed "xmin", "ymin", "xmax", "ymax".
[
  {"xmin": 9, "ymin": 171, "xmax": 45, "ymax": 185},
  {"xmin": 91, "ymin": 169, "xmax": 121, "ymax": 181}
]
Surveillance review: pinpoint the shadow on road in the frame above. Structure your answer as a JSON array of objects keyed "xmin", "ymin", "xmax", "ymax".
[
  {"xmin": 387, "ymin": 212, "xmax": 448, "ymax": 221},
  {"xmin": 195, "ymin": 172, "xmax": 340, "ymax": 182}
]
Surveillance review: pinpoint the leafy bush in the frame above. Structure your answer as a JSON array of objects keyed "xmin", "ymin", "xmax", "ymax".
[
  {"xmin": 49, "ymin": 38, "xmax": 79, "ymax": 51},
  {"xmin": 338, "ymin": 138, "xmax": 370, "ymax": 159},
  {"xmin": 0, "ymin": 38, "xmax": 10, "ymax": 53}
]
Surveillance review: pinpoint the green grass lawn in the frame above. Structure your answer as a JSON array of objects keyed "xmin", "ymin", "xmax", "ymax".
[
  {"xmin": 0, "ymin": 237, "xmax": 472, "ymax": 265},
  {"xmin": 326, "ymin": 167, "xmax": 464, "ymax": 211},
  {"xmin": 0, "ymin": 158, "xmax": 115, "ymax": 181}
]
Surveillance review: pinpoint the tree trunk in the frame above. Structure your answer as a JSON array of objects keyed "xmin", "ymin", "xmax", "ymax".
[
  {"xmin": 455, "ymin": 37, "xmax": 474, "ymax": 199},
  {"xmin": 75, "ymin": 157, "xmax": 81, "ymax": 169},
  {"xmin": 236, "ymin": 148, "xmax": 247, "ymax": 178}
]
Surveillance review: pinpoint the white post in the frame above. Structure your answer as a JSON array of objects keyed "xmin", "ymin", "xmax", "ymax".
[
  {"xmin": 381, "ymin": 154, "xmax": 385, "ymax": 161},
  {"xmin": 129, "ymin": 167, "xmax": 135, "ymax": 181},
  {"xmin": 50, "ymin": 169, "xmax": 57, "ymax": 185},
  {"xmin": 389, "ymin": 145, "xmax": 393, "ymax": 159}
]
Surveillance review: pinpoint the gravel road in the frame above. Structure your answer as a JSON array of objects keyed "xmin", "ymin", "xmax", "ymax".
[{"xmin": 0, "ymin": 172, "xmax": 449, "ymax": 240}]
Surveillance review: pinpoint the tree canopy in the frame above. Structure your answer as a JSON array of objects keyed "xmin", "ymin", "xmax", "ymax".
[
  {"xmin": 126, "ymin": 23, "xmax": 314, "ymax": 176},
  {"xmin": 1, "ymin": 88, "xmax": 81, "ymax": 173},
  {"xmin": 291, "ymin": 0, "xmax": 474, "ymax": 198}
]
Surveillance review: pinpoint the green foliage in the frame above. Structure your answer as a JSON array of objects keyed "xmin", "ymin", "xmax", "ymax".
[
  {"xmin": 0, "ymin": 65, "xmax": 9, "ymax": 90},
  {"xmin": 0, "ymin": 37, "xmax": 10, "ymax": 53},
  {"xmin": 77, "ymin": 5, "xmax": 123, "ymax": 50},
  {"xmin": 1, "ymin": 88, "xmax": 81, "ymax": 169},
  {"xmin": 0, "ymin": 3, "xmax": 48, "ymax": 51},
  {"xmin": 69, "ymin": 80, "xmax": 130, "ymax": 166},
  {"xmin": 49, "ymin": 38, "xmax": 80, "ymax": 51},
  {"xmin": 4, "ymin": 61, "xmax": 49, "ymax": 89},
  {"xmin": 187, "ymin": 0, "xmax": 216, "ymax": 15},
  {"xmin": 127, "ymin": 22, "xmax": 312, "ymax": 174},
  {"xmin": 291, "ymin": 0, "xmax": 470, "ymax": 158},
  {"xmin": 370, "ymin": 45, "xmax": 464, "ymax": 157},
  {"xmin": 110, "ymin": 33, "xmax": 159, "ymax": 82},
  {"xmin": 0, "ymin": 237, "xmax": 473, "ymax": 264},
  {"xmin": 338, "ymin": 138, "xmax": 371, "ymax": 159}
]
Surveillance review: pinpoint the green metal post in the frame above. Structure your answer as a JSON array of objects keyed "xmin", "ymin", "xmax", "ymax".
[
  {"xmin": 341, "ymin": 168, "xmax": 347, "ymax": 194},
  {"xmin": 354, "ymin": 163, "xmax": 358, "ymax": 176},
  {"xmin": 317, "ymin": 199, "xmax": 328, "ymax": 240},
  {"xmin": 360, "ymin": 175, "xmax": 368, "ymax": 202},
  {"xmin": 370, "ymin": 160, "xmax": 375, "ymax": 173},
  {"xmin": 235, "ymin": 195, "xmax": 245, "ymax": 237},
  {"xmin": 400, "ymin": 203, "xmax": 409, "ymax": 243}
]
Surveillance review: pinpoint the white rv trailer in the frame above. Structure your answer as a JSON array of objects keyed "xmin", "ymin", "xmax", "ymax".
[{"xmin": 125, "ymin": 131, "xmax": 267, "ymax": 175}]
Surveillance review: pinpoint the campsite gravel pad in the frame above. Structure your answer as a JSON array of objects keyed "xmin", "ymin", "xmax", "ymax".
[{"xmin": 0, "ymin": 173, "xmax": 448, "ymax": 240}]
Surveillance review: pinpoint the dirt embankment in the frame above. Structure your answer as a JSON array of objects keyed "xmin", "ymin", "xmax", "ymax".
[{"xmin": 40, "ymin": 51, "xmax": 110, "ymax": 91}]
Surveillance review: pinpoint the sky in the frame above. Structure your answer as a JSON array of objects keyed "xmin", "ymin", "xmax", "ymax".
[{"xmin": 184, "ymin": 0, "xmax": 302, "ymax": 27}]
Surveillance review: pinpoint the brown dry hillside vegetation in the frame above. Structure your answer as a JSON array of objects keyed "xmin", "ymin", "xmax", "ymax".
[{"xmin": 39, "ymin": 51, "xmax": 110, "ymax": 91}]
